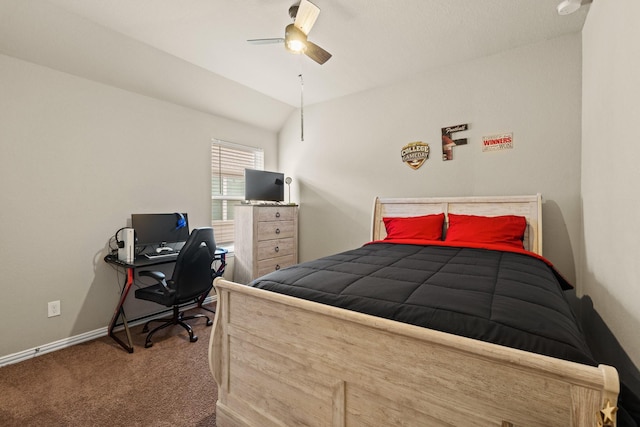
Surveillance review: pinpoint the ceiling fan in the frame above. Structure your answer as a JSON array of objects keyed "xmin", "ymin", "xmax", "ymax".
[{"xmin": 248, "ymin": 0, "xmax": 332, "ymax": 65}]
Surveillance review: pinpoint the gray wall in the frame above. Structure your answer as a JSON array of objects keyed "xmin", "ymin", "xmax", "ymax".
[
  {"xmin": 581, "ymin": 0, "xmax": 640, "ymax": 368},
  {"xmin": 0, "ymin": 53, "xmax": 277, "ymax": 357},
  {"xmin": 279, "ymin": 34, "xmax": 583, "ymax": 286}
]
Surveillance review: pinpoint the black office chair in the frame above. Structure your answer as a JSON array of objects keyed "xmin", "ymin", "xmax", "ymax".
[{"xmin": 134, "ymin": 227, "xmax": 217, "ymax": 348}]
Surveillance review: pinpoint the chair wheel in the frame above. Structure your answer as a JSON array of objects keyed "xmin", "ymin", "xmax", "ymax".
[
  {"xmin": 190, "ymin": 335, "xmax": 198, "ymax": 343},
  {"xmin": 206, "ymin": 319, "xmax": 213, "ymax": 326},
  {"xmin": 145, "ymin": 341, "xmax": 153, "ymax": 348}
]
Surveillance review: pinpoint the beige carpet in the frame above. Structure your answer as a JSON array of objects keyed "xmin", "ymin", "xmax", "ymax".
[{"xmin": 0, "ymin": 308, "xmax": 217, "ymax": 426}]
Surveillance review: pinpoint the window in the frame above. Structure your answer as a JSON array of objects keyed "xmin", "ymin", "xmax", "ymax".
[{"xmin": 211, "ymin": 139, "xmax": 264, "ymax": 246}]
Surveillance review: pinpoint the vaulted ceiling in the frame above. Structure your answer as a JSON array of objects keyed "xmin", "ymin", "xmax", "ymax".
[{"xmin": 0, "ymin": 0, "xmax": 589, "ymax": 131}]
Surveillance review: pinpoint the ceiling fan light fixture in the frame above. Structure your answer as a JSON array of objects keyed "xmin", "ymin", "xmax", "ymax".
[
  {"xmin": 285, "ymin": 24, "xmax": 307, "ymax": 53},
  {"xmin": 287, "ymin": 40, "xmax": 306, "ymax": 53},
  {"xmin": 250, "ymin": 1, "xmax": 331, "ymax": 65}
]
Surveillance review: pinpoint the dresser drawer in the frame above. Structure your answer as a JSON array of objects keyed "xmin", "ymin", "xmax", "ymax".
[
  {"xmin": 234, "ymin": 204, "xmax": 298, "ymax": 284},
  {"xmin": 257, "ymin": 207, "xmax": 296, "ymax": 222},
  {"xmin": 257, "ymin": 220, "xmax": 295, "ymax": 241},
  {"xmin": 257, "ymin": 255, "xmax": 295, "ymax": 277},
  {"xmin": 257, "ymin": 238, "xmax": 294, "ymax": 260}
]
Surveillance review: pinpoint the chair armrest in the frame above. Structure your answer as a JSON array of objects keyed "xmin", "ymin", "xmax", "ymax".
[
  {"xmin": 139, "ymin": 270, "xmax": 165, "ymax": 281},
  {"xmin": 139, "ymin": 270, "xmax": 174, "ymax": 297}
]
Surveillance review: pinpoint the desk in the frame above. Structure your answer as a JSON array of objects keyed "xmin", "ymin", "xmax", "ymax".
[{"xmin": 104, "ymin": 248, "xmax": 227, "ymax": 353}]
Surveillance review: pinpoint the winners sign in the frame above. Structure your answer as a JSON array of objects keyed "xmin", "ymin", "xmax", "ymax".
[
  {"xmin": 401, "ymin": 142, "xmax": 430, "ymax": 170},
  {"xmin": 482, "ymin": 132, "xmax": 513, "ymax": 152}
]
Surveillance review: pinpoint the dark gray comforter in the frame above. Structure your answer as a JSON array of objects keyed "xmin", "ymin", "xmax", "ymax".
[{"xmin": 250, "ymin": 242, "xmax": 596, "ymax": 365}]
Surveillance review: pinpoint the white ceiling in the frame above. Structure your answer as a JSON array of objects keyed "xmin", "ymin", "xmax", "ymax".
[{"xmin": 1, "ymin": 0, "xmax": 590, "ymax": 131}]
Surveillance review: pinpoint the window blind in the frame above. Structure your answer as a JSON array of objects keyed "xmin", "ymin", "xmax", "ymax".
[{"xmin": 211, "ymin": 139, "xmax": 264, "ymax": 245}]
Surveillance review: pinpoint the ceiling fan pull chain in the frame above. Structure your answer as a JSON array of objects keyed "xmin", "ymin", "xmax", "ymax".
[{"xmin": 299, "ymin": 73, "xmax": 304, "ymax": 142}]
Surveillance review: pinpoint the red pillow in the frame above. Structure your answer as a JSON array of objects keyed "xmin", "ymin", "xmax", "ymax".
[
  {"xmin": 445, "ymin": 213, "xmax": 526, "ymax": 249},
  {"xmin": 383, "ymin": 213, "xmax": 445, "ymax": 241}
]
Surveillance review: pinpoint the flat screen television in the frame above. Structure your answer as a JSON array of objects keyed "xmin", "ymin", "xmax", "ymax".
[
  {"xmin": 131, "ymin": 213, "xmax": 189, "ymax": 251},
  {"xmin": 244, "ymin": 169, "xmax": 285, "ymax": 202}
]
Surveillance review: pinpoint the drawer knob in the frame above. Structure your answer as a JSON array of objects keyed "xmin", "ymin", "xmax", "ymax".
[
  {"xmin": 275, "ymin": 212, "xmax": 281, "ymax": 218},
  {"xmin": 275, "ymin": 264, "xmax": 280, "ymax": 270},
  {"xmin": 275, "ymin": 228, "xmax": 280, "ymax": 234},
  {"xmin": 275, "ymin": 246, "xmax": 279, "ymax": 252}
]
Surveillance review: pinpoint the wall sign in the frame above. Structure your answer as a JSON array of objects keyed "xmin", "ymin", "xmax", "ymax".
[
  {"xmin": 442, "ymin": 123, "xmax": 469, "ymax": 161},
  {"xmin": 482, "ymin": 132, "xmax": 513, "ymax": 152},
  {"xmin": 401, "ymin": 141, "xmax": 430, "ymax": 170}
]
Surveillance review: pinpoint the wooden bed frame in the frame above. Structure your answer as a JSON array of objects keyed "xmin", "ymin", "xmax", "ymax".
[{"xmin": 209, "ymin": 194, "xmax": 619, "ymax": 426}]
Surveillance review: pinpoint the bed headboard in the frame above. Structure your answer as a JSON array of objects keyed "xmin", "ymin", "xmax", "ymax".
[{"xmin": 371, "ymin": 194, "xmax": 543, "ymax": 255}]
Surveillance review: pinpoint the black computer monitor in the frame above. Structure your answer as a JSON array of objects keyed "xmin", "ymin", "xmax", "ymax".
[
  {"xmin": 131, "ymin": 213, "xmax": 189, "ymax": 250},
  {"xmin": 244, "ymin": 169, "xmax": 285, "ymax": 202}
]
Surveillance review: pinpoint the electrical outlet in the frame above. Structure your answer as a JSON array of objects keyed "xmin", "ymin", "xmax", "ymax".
[{"xmin": 48, "ymin": 300, "xmax": 61, "ymax": 317}]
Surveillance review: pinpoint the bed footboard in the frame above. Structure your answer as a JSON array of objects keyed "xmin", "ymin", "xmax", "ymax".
[{"xmin": 209, "ymin": 278, "xmax": 619, "ymax": 426}]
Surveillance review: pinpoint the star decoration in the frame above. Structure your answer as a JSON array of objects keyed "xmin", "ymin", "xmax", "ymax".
[{"xmin": 598, "ymin": 400, "xmax": 617, "ymax": 426}]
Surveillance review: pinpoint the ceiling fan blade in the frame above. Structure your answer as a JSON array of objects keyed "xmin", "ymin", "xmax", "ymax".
[
  {"xmin": 247, "ymin": 38, "xmax": 285, "ymax": 45},
  {"xmin": 305, "ymin": 40, "xmax": 332, "ymax": 64},
  {"xmin": 294, "ymin": 0, "xmax": 320, "ymax": 35}
]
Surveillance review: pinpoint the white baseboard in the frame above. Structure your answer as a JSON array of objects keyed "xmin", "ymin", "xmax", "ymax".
[
  {"xmin": 0, "ymin": 295, "xmax": 216, "ymax": 368},
  {"xmin": 0, "ymin": 327, "xmax": 107, "ymax": 368}
]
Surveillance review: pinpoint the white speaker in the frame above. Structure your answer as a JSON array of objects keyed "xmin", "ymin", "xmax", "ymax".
[{"xmin": 118, "ymin": 228, "xmax": 135, "ymax": 263}]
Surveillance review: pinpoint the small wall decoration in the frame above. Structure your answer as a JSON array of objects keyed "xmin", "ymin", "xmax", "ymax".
[
  {"xmin": 401, "ymin": 141, "xmax": 430, "ymax": 170},
  {"xmin": 482, "ymin": 132, "xmax": 513, "ymax": 152},
  {"xmin": 442, "ymin": 123, "xmax": 469, "ymax": 161}
]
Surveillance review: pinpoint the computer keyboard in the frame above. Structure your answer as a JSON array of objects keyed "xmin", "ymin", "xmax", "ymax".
[{"xmin": 143, "ymin": 251, "xmax": 179, "ymax": 259}]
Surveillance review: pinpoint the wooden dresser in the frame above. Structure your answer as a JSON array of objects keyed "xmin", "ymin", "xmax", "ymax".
[{"xmin": 233, "ymin": 204, "xmax": 298, "ymax": 284}]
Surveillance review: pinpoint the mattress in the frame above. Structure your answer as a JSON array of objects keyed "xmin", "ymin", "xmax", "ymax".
[{"xmin": 249, "ymin": 242, "xmax": 596, "ymax": 366}]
